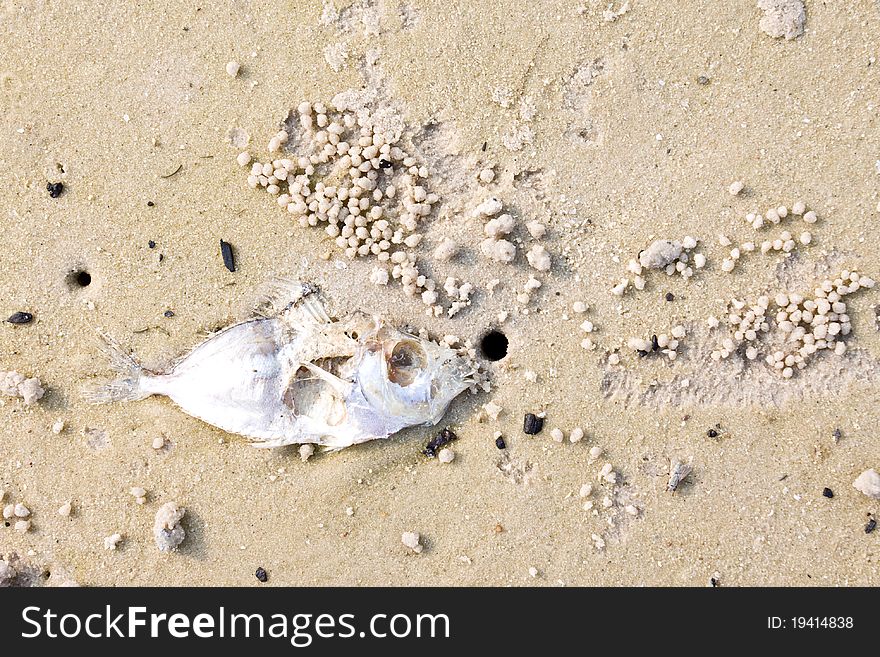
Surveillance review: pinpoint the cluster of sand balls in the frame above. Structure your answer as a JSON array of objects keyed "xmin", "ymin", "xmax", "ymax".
[
  {"xmin": 711, "ymin": 270, "xmax": 875, "ymax": 376},
  {"xmin": 710, "ymin": 298, "xmax": 771, "ymax": 360},
  {"xmin": 0, "ymin": 370, "xmax": 44, "ymax": 405},
  {"xmin": 618, "ymin": 236, "xmax": 705, "ymax": 295},
  {"xmin": 240, "ymin": 100, "xmax": 450, "ymax": 316},
  {"xmin": 720, "ymin": 200, "xmax": 816, "ymax": 273},
  {"xmin": 626, "ymin": 325, "xmax": 687, "ymax": 361}
]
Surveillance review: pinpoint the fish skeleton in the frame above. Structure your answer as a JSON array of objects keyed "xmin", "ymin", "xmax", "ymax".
[{"xmin": 84, "ymin": 282, "xmax": 476, "ymax": 449}]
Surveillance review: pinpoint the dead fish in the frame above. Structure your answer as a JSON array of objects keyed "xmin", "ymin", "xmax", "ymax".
[
  {"xmin": 666, "ymin": 460, "xmax": 693, "ymax": 493},
  {"xmin": 83, "ymin": 282, "xmax": 476, "ymax": 449}
]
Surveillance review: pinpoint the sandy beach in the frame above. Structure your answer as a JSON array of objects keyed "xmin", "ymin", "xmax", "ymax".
[{"xmin": 2, "ymin": 0, "xmax": 879, "ymax": 586}]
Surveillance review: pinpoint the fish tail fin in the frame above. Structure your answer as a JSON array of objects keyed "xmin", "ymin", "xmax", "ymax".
[{"xmin": 82, "ymin": 332, "xmax": 152, "ymax": 404}]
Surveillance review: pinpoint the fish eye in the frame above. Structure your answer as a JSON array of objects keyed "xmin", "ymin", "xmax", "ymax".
[{"xmin": 387, "ymin": 340, "xmax": 427, "ymax": 387}]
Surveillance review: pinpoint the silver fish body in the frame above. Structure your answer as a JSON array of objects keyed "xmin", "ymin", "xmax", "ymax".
[{"xmin": 85, "ymin": 284, "xmax": 475, "ymax": 449}]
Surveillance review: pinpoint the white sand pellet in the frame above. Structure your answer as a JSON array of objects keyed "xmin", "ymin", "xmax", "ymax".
[
  {"xmin": 481, "ymin": 238, "xmax": 516, "ymax": 263},
  {"xmin": 14, "ymin": 520, "xmax": 30, "ymax": 532},
  {"xmin": 528, "ymin": 566, "xmax": 539, "ymax": 578},
  {"xmin": 225, "ymin": 61, "xmax": 240, "ymax": 77},
  {"xmin": 51, "ymin": 419, "xmax": 65, "ymax": 434},
  {"xmin": 57, "ymin": 501, "xmax": 72, "ymax": 517},
  {"xmin": 1, "ymin": 371, "xmax": 45, "ymax": 405},
  {"xmin": 154, "ymin": 501, "xmax": 186, "ymax": 552},
  {"xmin": 14, "ymin": 503, "xmax": 30, "ymax": 518},
  {"xmin": 484, "ymin": 213, "xmax": 515, "ymax": 238},
  {"xmin": 569, "ymin": 427, "xmax": 584, "ymax": 443},
  {"xmin": 438, "ymin": 448, "xmax": 455, "ymax": 463},
  {"xmin": 728, "ymin": 180, "xmax": 744, "ymax": 195},
  {"xmin": 853, "ymin": 469, "xmax": 880, "ymax": 499},
  {"xmin": 589, "ymin": 446, "xmax": 603, "ymax": 460},
  {"xmin": 236, "ymin": 152, "xmax": 251, "ymax": 167},
  {"xmin": 572, "ymin": 301, "xmax": 588, "ymax": 313},
  {"xmin": 579, "ymin": 483, "xmax": 593, "ymax": 498},
  {"xmin": 525, "ymin": 220, "xmax": 547, "ymax": 239},
  {"xmin": 478, "ymin": 167, "xmax": 495, "ymax": 184},
  {"xmin": 473, "ymin": 197, "xmax": 503, "ymax": 217},
  {"xmin": 151, "ymin": 436, "xmax": 166, "ymax": 450},
  {"xmin": 550, "ymin": 427, "xmax": 564, "ymax": 442},
  {"xmin": 639, "ymin": 240, "xmax": 682, "ymax": 269},
  {"xmin": 402, "ymin": 531, "xmax": 423, "ymax": 553},
  {"xmin": 526, "ymin": 245, "xmax": 551, "ymax": 271}
]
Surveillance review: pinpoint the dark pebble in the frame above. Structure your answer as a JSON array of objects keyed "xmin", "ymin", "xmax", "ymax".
[
  {"xmin": 255, "ymin": 567, "xmax": 268, "ymax": 583},
  {"xmin": 148, "ymin": 240, "xmax": 156, "ymax": 249},
  {"xmin": 865, "ymin": 518, "xmax": 877, "ymax": 534},
  {"xmin": 220, "ymin": 239, "xmax": 236, "ymax": 272},
  {"xmin": 665, "ymin": 292, "xmax": 675, "ymax": 302},
  {"xmin": 822, "ymin": 487, "xmax": 834, "ymax": 499},
  {"xmin": 495, "ymin": 436, "xmax": 506, "ymax": 449},
  {"xmin": 379, "ymin": 159, "xmax": 392, "ymax": 169},
  {"xmin": 164, "ymin": 310, "xmax": 175, "ymax": 318},
  {"xmin": 707, "ymin": 428, "xmax": 719, "ymax": 438},
  {"xmin": 710, "ymin": 577, "xmax": 719, "ymax": 587},
  {"xmin": 7, "ymin": 312, "xmax": 33, "ymax": 325},
  {"xmin": 637, "ymin": 349, "xmax": 648, "ymax": 358},
  {"xmin": 423, "ymin": 428, "xmax": 457, "ymax": 457},
  {"xmin": 46, "ymin": 181, "xmax": 64, "ymax": 198},
  {"xmin": 651, "ymin": 334, "xmax": 659, "ymax": 351},
  {"xmin": 147, "ymin": 201, "xmax": 155, "ymax": 207},
  {"xmin": 697, "ymin": 75, "xmax": 710, "ymax": 85},
  {"xmin": 832, "ymin": 428, "xmax": 842, "ymax": 441},
  {"xmin": 523, "ymin": 413, "xmax": 544, "ymax": 435}
]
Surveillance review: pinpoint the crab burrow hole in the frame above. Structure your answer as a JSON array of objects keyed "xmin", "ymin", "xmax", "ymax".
[
  {"xmin": 66, "ymin": 269, "xmax": 92, "ymax": 289},
  {"xmin": 480, "ymin": 330, "xmax": 508, "ymax": 361}
]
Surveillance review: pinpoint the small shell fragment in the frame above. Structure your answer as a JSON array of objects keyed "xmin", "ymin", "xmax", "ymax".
[
  {"xmin": 853, "ymin": 469, "xmax": 880, "ymax": 499},
  {"xmin": 402, "ymin": 531, "xmax": 423, "ymax": 553}
]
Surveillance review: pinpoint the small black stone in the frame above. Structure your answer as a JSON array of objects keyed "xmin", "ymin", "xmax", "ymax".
[
  {"xmin": 637, "ymin": 349, "xmax": 648, "ymax": 358},
  {"xmin": 523, "ymin": 413, "xmax": 544, "ymax": 435},
  {"xmin": 47, "ymin": 181, "xmax": 64, "ymax": 198},
  {"xmin": 147, "ymin": 201, "xmax": 155, "ymax": 207},
  {"xmin": 220, "ymin": 239, "xmax": 236, "ymax": 272},
  {"xmin": 865, "ymin": 518, "xmax": 877, "ymax": 534},
  {"xmin": 255, "ymin": 567, "xmax": 268, "ymax": 583},
  {"xmin": 697, "ymin": 75, "xmax": 710, "ymax": 85},
  {"xmin": 7, "ymin": 312, "xmax": 33, "ymax": 325},
  {"xmin": 832, "ymin": 428, "xmax": 842, "ymax": 441},
  {"xmin": 148, "ymin": 240, "xmax": 156, "ymax": 249},
  {"xmin": 710, "ymin": 577, "xmax": 719, "ymax": 587},
  {"xmin": 665, "ymin": 292, "xmax": 675, "ymax": 302},
  {"xmin": 651, "ymin": 334, "xmax": 659, "ymax": 351},
  {"xmin": 707, "ymin": 428, "xmax": 719, "ymax": 438},
  {"xmin": 495, "ymin": 436, "xmax": 506, "ymax": 449},
  {"xmin": 822, "ymin": 487, "xmax": 834, "ymax": 499},
  {"xmin": 423, "ymin": 428, "xmax": 457, "ymax": 457},
  {"xmin": 379, "ymin": 159, "xmax": 392, "ymax": 169},
  {"xmin": 164, "ymin": 310, "xmax": 175, "ymax": 318}
]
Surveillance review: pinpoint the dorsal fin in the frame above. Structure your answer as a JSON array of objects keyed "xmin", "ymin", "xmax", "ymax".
[{"xmin": 251, "ymin": 280, "xmax": 329, "ymax": 324}]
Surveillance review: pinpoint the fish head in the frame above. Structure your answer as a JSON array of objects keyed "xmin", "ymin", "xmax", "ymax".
[{"xmin": 354, "ymin": 325, "xmax": 474, "ymax": 427}]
